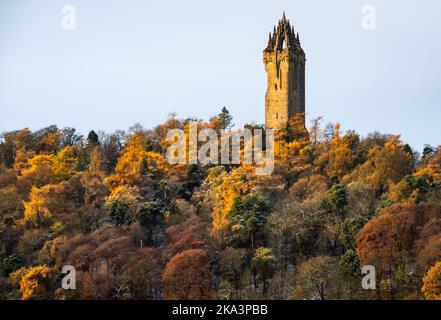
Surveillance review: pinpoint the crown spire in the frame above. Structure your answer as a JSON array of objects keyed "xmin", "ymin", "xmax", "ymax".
[{"xmin": 264, "ymin": 12, "xmax": 302, "ymax": 52}]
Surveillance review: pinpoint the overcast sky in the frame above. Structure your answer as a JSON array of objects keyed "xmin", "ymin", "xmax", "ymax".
[{"xmin": 1, "ymin": 0, "xmax": 440, "ymax": 150}]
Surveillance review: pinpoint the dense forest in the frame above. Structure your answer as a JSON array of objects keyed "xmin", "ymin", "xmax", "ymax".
[{"xmin": 1, "ymin": 108, "xmax": 441, "ymax": 300}]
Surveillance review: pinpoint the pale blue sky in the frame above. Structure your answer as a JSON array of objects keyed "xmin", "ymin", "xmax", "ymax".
[{"xmin": 0, "ymin": 0, "xmax": 440, "ymax": 150}]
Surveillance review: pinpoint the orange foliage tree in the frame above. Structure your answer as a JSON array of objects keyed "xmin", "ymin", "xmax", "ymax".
[
  {"xmin": 163, "ymin": 249, "xmax": 212, "ymax": 300},
  {"xmin": 10, "ymin": 265, "xmax": 52, "ymax": 300},
  {"xmin": 415, "ymin": 147, "xmax": 441, "ymax": 184},
  {"xmin": 104, "ymin": 132, "xmax": 168, "ymax": 190},
  {"xmin": 22, "ymin": 185, "xmax": 54, "ymax": 227},
  {"xmin": 356, "ymin": 203, "xmax": 438, "ymax": 275},
  {"xmin": 344, "ymin": 135, "xmax": 413, "ymax": 194},
  {"xmin": 203, "ymin": 165, "xmax": 257, "ymax": 236},
  {"xmin": 122, "ymin": 247, "xmax": 162, "ymax": 299},
  {"xmin": 274, "ymin": 114, "xmax": 311, "ymax": 189},
  {"xmin": 421, "ymin": 261, "xmax": 441, "ymax": 300},
  {"xmin": 314, "ymin": 125, "xmax": 359, "ymax": 179}
]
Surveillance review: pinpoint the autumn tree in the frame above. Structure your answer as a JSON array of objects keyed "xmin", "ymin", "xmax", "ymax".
[
  {"xmin": 53, "ymin": 146, "xmax": 78, "ymax": 181},
  {"xmin": 314, "ymin": 125, "xmax": 359, "ymax": 178},
  {"xmin": 274, "ymin": 113, "xmax": 311, "ymax": 189},
  {"xmin": 415, "ymin": 146, "xmax": 441, "ymax": 184},
  {"xmin": 93, "ymin": 236, "xmax": 134, "ymax": 279},
  {"xmin": 166, "ymin": 215, "xmax": 210, "ymax": 255},
  {"xmin": 356, "ymin": 203, "xmax": 439, "ymax": 277},
  {"xmin": 19, "ymin": 147, "xmax": 79, "ymax": 189},
  {"xmin": 163, "ymin": 249, "xmax": 212, "ymax": 300},
  {"xmin": 10, "ymin": 265, "xmax": 52, "ymax": 300},
  {"xmin": 33, "ymin": 125, "xmax": 62, "ymax": 154},
  {"xmin": 203, "ymin": 165, "xmax": 256, "ymax": 237},
  {"xmin": 415, "ymin": 217, "xmax": 441, "ymax": 270},
  {"xmin": 252, "ymin": 247, "xmax": 276, "ymax": 296},
  {"xmin": 22, "ymin": 186, "xmax": 54, "ymax": 227},
  {"xmin": 104, "ymin": 132, "xmax": 168, "ymax": 190},
  {"xmin": 344, "ymin": 135, "xmax": 413, "ymax": 195},
  {"xmin": 20, "ymin": 154, "xmax": 56, "ymax": 187},
  {"xmin": 122, "ymin": 248, "xmax": 162, "ymax": 299},
  {"xmin": 421, "ymin": 261, "xmax": 441, "ymax": 300}
]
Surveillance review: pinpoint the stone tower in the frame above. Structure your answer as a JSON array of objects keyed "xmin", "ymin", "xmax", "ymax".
[{"xmin": 263, "ymin": 13, "xmax": 306, "ymax": 130}]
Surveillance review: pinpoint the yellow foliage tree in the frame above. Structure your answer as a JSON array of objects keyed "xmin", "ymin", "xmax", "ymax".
[
  {"xmin": 13, "ymin": 148, "xmax": 35, "ymax": 173},
  {"xmin": 274, "ymin": 114, "xmax": 311, "ymax": 189},
  {"xmin": 105, "ymin": 185, "xmax": 141, "ymax": 212},
  {"xmin": 421, "ymin": 261, "xmax": 441, "ymax": 300},
  {"xmin": 10, "ymin": 265, "xmax": 51, "ymax": 300},
  {"xmin": 22, "ymin": 185, "xmax": 53, "ymax": 227},
  {"xmin": 19, "ymin": 146, "xmax": 78, "ymax": 188},
  {"xmin": 20, "ymin": 154, "xmax": 56, "ymax": 187},
  {"xmin": 415, "ymin": 147, "xmax": 441, "ymax": 184},
  {"xmin": 53, "ymin": 146, "xmax": 78, "ymax": 181},
  {"xmin": 344, "ymin": 135, "xmax": 413, "ymax": 193},
  {"xmin": 314, "ymin": 124, "xmax": 358, "ymax": 178},
  {"xmin": 104, "ymin": 132, "xmax": 169, "ymax": 190},
  {"xmin": 14, "ymin": 128, "xmax": 33, "ymax": 150},
  {"xmin": 88, "ymin": 146, "xmax": 104, "ymax": 176},
  {"xmin": 153, "ymin": 114, "xmax": 183, "ymax": 152},
  {"xmin": 205, "ymin": 165, "xmax": 257, "ymax": 235}
]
